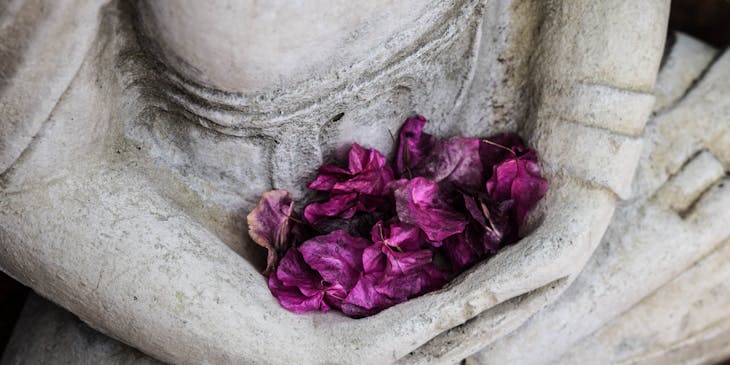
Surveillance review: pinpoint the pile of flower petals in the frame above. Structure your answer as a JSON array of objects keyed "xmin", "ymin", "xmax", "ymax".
[{"xmin": 248, "ymin": 115, "xmax": 548, "ymax": 317}]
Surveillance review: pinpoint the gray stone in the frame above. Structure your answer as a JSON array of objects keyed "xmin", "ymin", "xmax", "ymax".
[
  {"xmin": 0, "ymin": 0, "xmax": 670, "ymax": 364},
  {"xmin": 1, "ymin": 294, "xmax": 164, "ymax": 365},
  {"xmin": 472, "ymin": 34, "xmax": 730, "ymax": 365}
]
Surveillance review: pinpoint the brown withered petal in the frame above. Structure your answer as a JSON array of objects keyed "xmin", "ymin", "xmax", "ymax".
[{"xmin": 247, "ymin": 190, "xmax": 297, "ymax": 275}]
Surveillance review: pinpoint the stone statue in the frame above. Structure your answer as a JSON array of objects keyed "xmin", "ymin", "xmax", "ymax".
[{"xmin": 0, "ymin": 1, "xmax": 693, "ymax": 364}]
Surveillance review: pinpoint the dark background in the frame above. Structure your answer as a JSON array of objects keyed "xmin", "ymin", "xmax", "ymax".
[{"xmin": 1, "ymin": 0, "xmax": 729, "ymax": 360}]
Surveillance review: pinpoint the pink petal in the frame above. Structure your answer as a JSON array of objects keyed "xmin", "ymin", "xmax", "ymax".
[
  {"xmin": 307, "ymin": 165, "xmax": 351, "ymax": 191},
  {"xmin": 362, "ymin": 243, "xmax": 387, "ymax": 274},
  {"xmin": 385, "ymin": 249, "xmax": 434, "ymax": 275},
  {"xmin": 416, "ymin": 137, "xmax": 485, "ymax": 192},
  {"xmin": 342, "ymin": 273, "xmax": 401, "ymax": 316},
  {"xmin": 394, "ymin": 177, "xmax": 467, "ymax": 242},
  {"xmin": 303, "ymin": 193, "xmax": 358, "ymax": 224},
  {"xmin": 373, "ymin": 264, "xmax": 447, "ymax": 300},
  {"xmin": 369, "ymin": 221, "xmax": 423, "ymax": 252},
  {"xmin": 395, "ymin": 115, "xmax": 436, "ymax": 178},
  {"xmin": 247, "ymin": 190, "xmax": 297, "ymax": 275},
  {"xmin": 268, "ymin": 274, "xmax": 325, "ymax": 313},
  {"xmin": 479, "ymin": 133, "xmax": 528, "ymax": 174},
  {"xmin": 275, "ymin": 248, "xmax": 321, "ymax": 289},
  {"xmin": 299, "ymin": 230, "xmax": 371, "ymax": 290},
  {"xmin": 442, "ymin": 230, "xmax": 483, "ymax": 271},
  {"xmin": 487, "ymin": 156, "xmax": 548, "ymax": 225},
  {"xmin": 268, "ymin": 249, "xmax": 327, "ymax": 313}
]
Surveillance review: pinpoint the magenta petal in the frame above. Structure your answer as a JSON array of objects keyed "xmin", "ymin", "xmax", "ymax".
[
  {"xmin": 336, "ymin": 144, "xmax": 394, "ymax": 197},
  {"xmin": 275, "ymin": 248, "xmax": 321, "ymax": 289},
  {"xmin": 442, "ymin": 230, "xmax": 483, "ymax": 271},
  {"xmin": 416, "ymin": 137, "xmax": 485, "ymax": 192},
  {"xmin": 480, "ymin": 133, "xmax": 528, "ymax": 172},
  {"xmin": 303, "ymin": 193, "xmax": 358, "ymax": 224},
  {"xmin": 396, "ymin": 115, "xmax": 436, "ymax": 177},
  {"xmin": 308, "ymin": 144, "xmax": 394, "ymax": 197},
  {"xmin": 342, "ymin": 273, "xmax": 401, "ymax": 316},
  {"xmin": 369, "ymin": 221, "xmax": 423, "ymax": 252},
  {"xmin": 268, "ymin": 274, "xmax": 324, "ymax": 313},
  {"xmin": 307, "ymin": 165, "xmax": 351, "ymax": 191},
  {"xmin": 247, "ymin": 190, "xmax": 297, "ymax": 275},
  {"xmin": 299, "ymin": 230, "xmax": 371, "ymax": 290},
  {"xmin": 486, "ymin": 156, "xmax": 548, "ymax": 225},
  {"xmin": 347, "ymin": 143, "xmax": 388, "ymax": 174},
  {"xmin": 362, "ymin": 243, "xmax": 387, "ymax": 274},
  {"xmin": 323, "ymin": 283, "xmax": 348, "ymax": 310},
  {"xmin": 268, "ymin": 249, "xmax": 327, "ymax": 313},
  {"xmin": 373, "ymin": 264, "xmax": 447, "ymax": 300},
  {"xmin": 511, "ymin": 172, "xmax": 548, "ymax": 225},
  {"xmin": 385, "ymin": 249, "xmax": 434, "ymax": 275},
  {"xmin": 394, "ymin": 177, "xmax": 467, "ymax": 242},
  {"xmin": 363, "ymin": 241, "xmax": 434, "ymax": 276},
  {"xmin": 462, "ymin": 194, "xmax": 511, "ymax": 251},
  {"xmin": 333, "ymin": 168, "xmax": 394, "ymax": 198}
]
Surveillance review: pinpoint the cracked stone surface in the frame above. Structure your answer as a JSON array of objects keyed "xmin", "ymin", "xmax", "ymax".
[{"xmin": 0, "ymin": 0, "xmax": 669, "ymax": 364}]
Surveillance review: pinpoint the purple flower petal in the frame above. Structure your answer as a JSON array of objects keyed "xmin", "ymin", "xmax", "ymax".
[
  {"xmin": 307, "ymin": 165, "xmax": 351, "ymax": 192},
  {"xmin": 462, "ymin": 194, "xmax": 511, "ymax": 251},
  {"xmin": 367, "ymin": 221, "xmax": 434, "ymax": 275},
  {"xmin": 309, "ymin": 144, "xmax": 394, "ymax": 196},
  {"xmin": 442, "ymin": 232, "xmax": 483, "ymax": 271},
  {"xmin": 362, "ymin": 243, "xmax": 387, "ymax": 274},
  {"xmin": 275, "ymin": 247, "xmax": 321, "ymax": 289},
  {"xmin": 323, "ymin": 283, "xmax": 348, "ymax": 310},
  {"xmin": 342, "ymin": 273, "xmax": 401, "ymax": 317},
  {"xmin": 385, "ymin": 249, "xmax": 435, "ymax": 275},
  {"xmin": 268, "ymin": 274, "xmax": 325, "ymax": 313},
  {"xmin": 247, "ymin": 190, "xmax": 297, "ymax": 275},
  {"xmin": 396, "ymin": 115, "xmax": 436, "ymax": 178},
  {"xmin": 486, "ymin": 155, "xmax": 548, "ymax": 225},
  {"xmin": 268, "ymin": 249, "xmax": 326, "ymax": 313},
  {"xmin": 370, "ymin": 221, "xmax": 423, "ymax": 252},
  {"xmin": 416, "ymin": 137, "xmax": 485, "ymax": 192},
  {"xmin": 299, "ymin": 230, "xmax": 371, "ymax": 290},
  {"xmin": 373, "ymin": 264, "xmax": 447, "ymax": 300},
  {"xmin": 393, "ymin": 177, "xmax": 467, "ymax": 242},
  {"xmin": 303, "ymin": 193, "xmax": 358, "ymax": 224},
  {"xmin": 479, "ymin": 133, "xmax": 529, "ymax": 174}
]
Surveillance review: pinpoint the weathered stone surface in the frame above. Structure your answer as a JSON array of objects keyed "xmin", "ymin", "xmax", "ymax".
[
  {"xmin": 557, "ymin": 238, "xmax": 730, "ymax": 365},
  {"xmin": 0, "ymin": 0, "xmax": 108, "ymax": 173},
  {"xmin": 472, "ymin": 34, "xmax": 730, "ymax": 365},
  {"xmin": 1, "ymin": 294, "xmax": 164, "ymax": 365},
  {"xmin": 0, "ymin": 0, "xmax": 668, "ymax": 364}
]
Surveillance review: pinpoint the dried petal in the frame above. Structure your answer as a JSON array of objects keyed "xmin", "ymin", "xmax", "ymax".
[
  {"xmin": 342, "ymin": 273, "xmax": 401, "ymax": 317},
  {"xmin": 268, "ymin": 249, "xmax": 325, "ymax": 313},
  {"xmin": 416, "ymin": 137, "xmax": 485, "ymax": 192},
  {"xmin": 365, "ymin": 221, "xmax": 434, "ymax": 275},
  {"xmin": 479, "ymin": 133, "xmax": 529, "ymax": 175},
  {"xmin": 303, "ymin": 193, "xmax": 358, "ymax": 224},
  {"xmin": 442, "ymin": 232, "xmax": 483, "ymax": 271},
  {"xmin": 307, "ymin": 165, "xmax": 351, "ymax": 192},
  {"xmin": 370, "ymin": 220, "xmax": 423, "ymax": 252},
  {"xmin": 269, "ymin": 248, "xmax": 350, "ymax": 313},
  {"xmin": 309, "ymin": 144, "xmax": 394, "ymax": 197},
  {"xmin": 299, "ymin": 230, "xmax": 371, "ymax": 290},
  {"xmin": 373, "ymin": 264, "xmax": 447, "ymax": 300},
  {"xmin": 462, "ymin": 194, "xmax": 512, "ymax": 252},
  {"xmin": 395, "ymin": 115, "xmax": 436, "ymax": 178},
  {"xmin": 268, "ymin": 274, "xmax": 324, "ymax": 314},
  {"xmin": 486, "ymin": 154, "xmax": 548, "ymax": 225},
  {"xmin": 393, "ymin": 177, "xmax": 467, "ymax": 242},
  {"xmin": 247, "ymin": 190, "xmax": 297, "ymax": 275}
]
